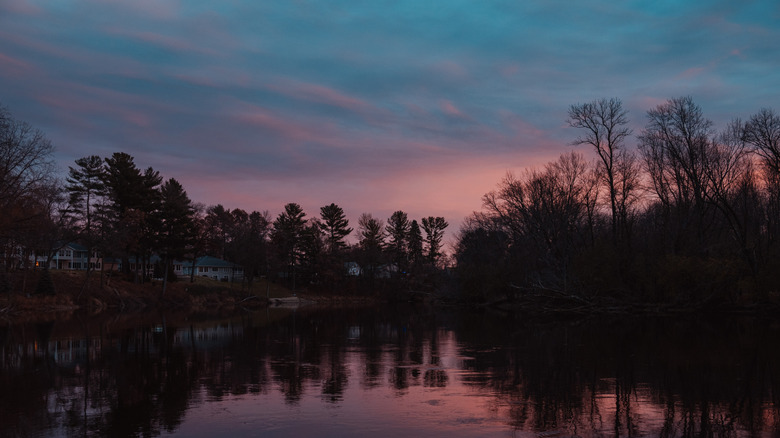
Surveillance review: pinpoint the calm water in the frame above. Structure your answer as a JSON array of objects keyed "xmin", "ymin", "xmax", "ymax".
[{"xmin": 1, "ymin": 305, "xmax": 779, "ymax": 437}]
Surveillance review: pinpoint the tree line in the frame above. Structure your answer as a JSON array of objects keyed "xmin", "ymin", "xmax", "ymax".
[
  {"xmin": 0, "ymin": 101, "xmax": 449, "ymax": 295},
  {"xmin": 5, "ymin": 96, "xmax": 779, "ymax": 306},
  {"xmin": 456, "ymin": 96, "xmax": 780, "ymax": 308}
]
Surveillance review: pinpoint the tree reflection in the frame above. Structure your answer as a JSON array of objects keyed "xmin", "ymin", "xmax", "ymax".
[{"xmin": 1, "ymin": 309, "xmax": 779, "ymax": 436}]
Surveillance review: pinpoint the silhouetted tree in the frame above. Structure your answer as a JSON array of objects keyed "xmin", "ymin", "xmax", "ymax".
[
  {"xmin": 357, "ymin": 213, "xmax": 385, "ymax": 280},
  {"xmin": 272, "ymin": 203, "xmax": 307, "ymax": 289},
  {"xmin": 421, "ymin": 216, "xmax": 448, "ymax": 267},
  {"xmin": 231, "ymin": 210, "xmax": 271, "ymax": 289},
  {"xmin": 203, "ymin": 204, "xmax": 234, "ymax": 260},
  {"xmin": 639, "ymin": 96, "xmax": 714, "ymax": 255},
  {"xmin": 408, "ymin": 219, "xmax": 423, "ymax": 269},
  {"xmin": 743, "ymin": 108, "xmax": 780, "ymax": 251},
  {"xmin": 156, "ymin": 178, "xmax": 196, "ymax": 296},
  {"xmin": 481, "ymin": 152, "xmax": 592, "ymax": 291},
  {"xmin": 318, "ymin": 203, "xmax": 352, "ymax": 254},
  {"xmin": 66, "ymin": 155, "xmax": 106, "ymax": 293},
  {"xmin": 103, "ymin": 152, "xmax": 162, "ymax": 281},
  {"xmin": 568, "ymin": 97, "xmax": 632, "ymax": 244},
  {"xmin": 0, "ymin": 104, "xmax": 55, "ymax": 270},
  {"xmin": 386, "ymin": 210, "xmax": 410, "ymax": 274}
]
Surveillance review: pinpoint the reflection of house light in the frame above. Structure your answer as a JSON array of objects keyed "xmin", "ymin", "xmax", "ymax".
[{"xmin": 35, "ymin": 261, "xmax": 39, "ymax": 267}]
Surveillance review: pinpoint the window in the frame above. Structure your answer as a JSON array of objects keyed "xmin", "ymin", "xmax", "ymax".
[
  {"xmin": 198, "ymin": 267, "xmax": 205, "ymax": 273},
  {"xmin": 212, "ymin": 267, "xmax": 218, "ymax": 272},
  {"xmin": 73, "ymin": 262, "xmax": 81, "ymax": 270}
]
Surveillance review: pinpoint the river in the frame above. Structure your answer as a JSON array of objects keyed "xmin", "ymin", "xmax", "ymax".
[{"xmin": 1, "ymin": 305, "xmax": 778, "ymax": 437}]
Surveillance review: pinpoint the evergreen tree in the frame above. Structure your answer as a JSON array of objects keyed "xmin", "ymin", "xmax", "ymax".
[
  {"xmin": 204, "ymin": 204, "xmax": 234, "ymax": 260},
  {"xmin": 156, "ymin": 178, "xmax": 196, "ymax": 296},
  {"xmin": 318, "ymin": 203, "xmax": 352, "ymax": 254},
  {"xmin": 386, "ymin": 210, "xmax": 410, "ymax": 273},
  {"xmin": 421, "ymin": 216, "xmax": 448, "ymax": 266},
  {"xmin": 102, "ymin": 153, "xmax": 162, "ymax": 281},
  {"xmin": 230, "ymin": 209, "xmax": 271, "ymax": 289},
  {"xmin": 65, "ymin": 155, "xmax": 105, "ymax": 293},
  {"xmin": 272, "ymin": 203, "xmax": 307, "ymax": 288},
  {"xmin": 408, "ymin": 219, "xmax": 423, "ymax": 268},
  {"xmin": 357, "ymin": 213, "xmax": 385, "ymax": 279}
]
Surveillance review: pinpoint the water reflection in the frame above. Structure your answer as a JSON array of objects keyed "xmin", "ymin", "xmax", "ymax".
[{"xmin": 1, "ymin": 308, "xmax": 779, "ymax": 437}]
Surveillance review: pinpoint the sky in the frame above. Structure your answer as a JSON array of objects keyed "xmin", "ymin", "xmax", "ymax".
[{"xmin": 1, "ymin": 1, "xmax": 779, "ymax": 247}]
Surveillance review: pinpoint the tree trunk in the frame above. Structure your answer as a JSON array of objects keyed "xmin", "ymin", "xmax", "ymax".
[{"xmin": 161, "ymin": 258, "xmax": 168, "ymax": 298}]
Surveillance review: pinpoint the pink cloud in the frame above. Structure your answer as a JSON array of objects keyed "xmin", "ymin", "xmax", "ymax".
[
  {"xmin": 0, "ymin": 52, "xmax": 33, "ymax": 73},
  {"xmin": 267, "ymin": 79, "xmax": 379, "ymax": 115},
  {"xmin": 440, "ymin": 99, "xmax": 466, "ymax": 118},
  {"xmin": 632, "ymin": 95, "xmax": 668, "ymax": 111},
  {"xmin": 231, "ymin": 102, "xmax": 343, "ymax": 148},
  {"xmin": 30, "ymin": 79, "xmax": 168, "ymax": 136}
]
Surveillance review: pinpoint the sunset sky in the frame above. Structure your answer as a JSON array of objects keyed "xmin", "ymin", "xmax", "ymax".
[{"xmin": 2, "ymin": 1, "xmax": 778, "ymax": 246}]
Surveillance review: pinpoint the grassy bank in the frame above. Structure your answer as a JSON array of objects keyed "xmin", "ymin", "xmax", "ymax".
[{"xmin": 0, "ymin": 270, "xmax": 298, "ymax": 321}]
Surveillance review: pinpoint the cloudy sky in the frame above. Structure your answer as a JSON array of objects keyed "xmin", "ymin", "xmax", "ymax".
[{"xmin": 2, "ymin": 1, "xmax": 778, "ymax": 245}]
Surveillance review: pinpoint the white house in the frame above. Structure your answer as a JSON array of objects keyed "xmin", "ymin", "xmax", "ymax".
[
  {"xmin": 176, "ymin": 256, "xmax": 244, "ymax": 282},
  {"xmin": 34, "ymin": 243, "xmax": 104, "ymax": 271}
]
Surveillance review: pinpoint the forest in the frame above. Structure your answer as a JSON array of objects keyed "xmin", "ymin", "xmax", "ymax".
[
  {"xmin": 0, "ymin": 102, "xmax": 449, "ymax": 297},
  {"xmin": 2, "ymin": 96, "xmax": 780, "ymax": 310},
  {"xmin": 457, "ymin": 97, "xmax": 780, "ymax": 310}
]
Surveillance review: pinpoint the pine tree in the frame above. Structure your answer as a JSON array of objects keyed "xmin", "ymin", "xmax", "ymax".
[
  {"xmin": 319, "ymin": 203, "xmax": 352, "ymax": 254},
  {"xmin": 272, "ymin": 203, "xmax": 307, "ymax": 289},
  {"xmin": 386, "ymin": 210, "xmax": 410, "ymax": 273},
  {"xmin": 421, "ymin": 216, "xmax": 448, "ymax": 266},
  {"xmin": 66, "ymin": 155, "xmax": 106, "ymax": 295},
  {"xmin": 103, "ymin": 153, "xmax": 162, "ymax": 281},
  {"xmin": 408, "ymin": 219, "xmax": 423, "ymax": 268},
  {"xmin": 156, "ymin": 178, "xmax": 196, "ymax": 296}
]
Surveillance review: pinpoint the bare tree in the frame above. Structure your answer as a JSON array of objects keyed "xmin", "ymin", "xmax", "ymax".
[
  {"xmin": 743, "ymin": 108, "xmax": 780, "ymax": 178},
  {"xmin": 568, "ymin": 98, "xmax": 632, "ymax": 243},
  {"xmin": 481, "ymin": 152, "xmax": 592, "ymax": 291},
  {"xmin": 704, "ymin": 120, "xmax": 756, "ymax": 269},
  {"xmin": 0, "ymin": 104, "xmax": 55, "ymax": 245},
  {"xmin": 743, "ymin": 108, "xmax": 780, "ymax": 248},
  {"xmin": 639, "ymin": 96, "xmax": 715, "ymax": 253}
]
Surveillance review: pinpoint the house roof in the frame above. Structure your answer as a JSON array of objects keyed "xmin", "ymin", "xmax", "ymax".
[
  {"xmin": 188, "ymin": 256, "xmax": 240, "ymax": 268},
  {"xmin": 63, "ymin": 242, "xmax": 88, "ymax": 251}
]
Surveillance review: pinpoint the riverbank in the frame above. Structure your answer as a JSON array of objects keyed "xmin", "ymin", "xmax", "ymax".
[
  {"xmin": 0, "ymin": 270, "xmax": 392, "ymax": 323},
  {"xmin": 0, "ymin": 270, "xmax": 292, "ymax": 321}
]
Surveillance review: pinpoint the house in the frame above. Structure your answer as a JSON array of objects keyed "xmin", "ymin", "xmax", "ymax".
[
  {"xmin": 343, "ymin": 262, "xmax": 398, "ymax": 278},
  {"xmin": 176, "ymin": 256, "xmax": 244, "ymax": 282},
  {"xmin": 34, "ymin": 243, "xmax": 104, "ymax": 271},
  {"xmin": 19, "ymin": 241, "xmax": 244, "ymax": 283},
  {"xmin": 116, "ymin": 255, "xmax": 243, "ymax": 282}
]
